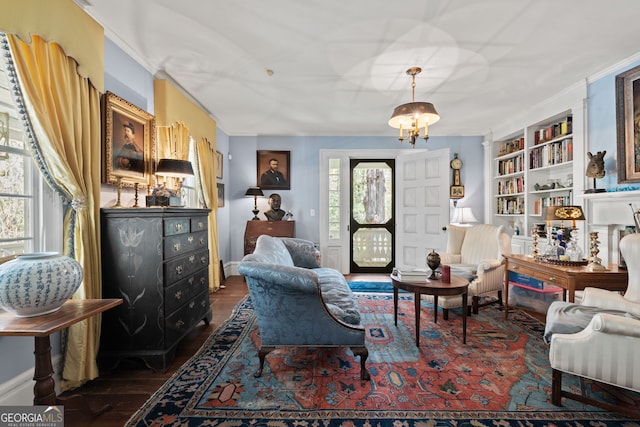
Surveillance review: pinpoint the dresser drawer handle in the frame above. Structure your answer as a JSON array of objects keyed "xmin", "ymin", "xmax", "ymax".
[
  {"xmin": 188, "ymin": 236, "xmax": 194, "ymax": 244},
  {"xmin": 175, "ymin": 290, "xmax": 182, "ymax": 300},
  {"xmin": 189, "ymin": 301, "xmax": 195, "ymax": 309},
  {"xmin": 512, "ymin": 266, "xmax": 519, "ymax": 271},
  {"xmin": 201, "ymin": 300, "xmax": 207, "ymax": 307},
  {"xmin": 200, "ymin": 238, "xmax": 205, "ymax": 245},
  {"xmin": 548, "ymin": 277, "xmax": 556, "ymax": 282},
  {"xmin": 200, "ymin": 277, "xmax": 206, "ymax": 285},
  {"xmin": 174, "ymin": 243, "xmax": 181, "ymax": 252},
  {"xmin": 197, "ymin": 221, "xmax": 204, "ymax": 229},
  {"xmin": 188, "ymin": 277, "xmax": 195, "ymax": 285},
  {"xmin": 189, "ymin": 255, "xmax": 196, "ymax": 264},
  {"xmin": 176, "ymin": 319, "xmax": 184, "ymax": 328},
  {"xmin": 175, "ymin": 223, "xmax": 183, "ymax": 232},
  {"xmin": 176, "ymin": 265, "xmax": 184, "ymax": 275},
  {"xmin": 200, "ymin": 256, "xmax": 207, "ymax": 264}
]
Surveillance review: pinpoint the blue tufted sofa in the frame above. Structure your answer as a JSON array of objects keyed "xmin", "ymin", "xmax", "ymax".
[{"xmin": 238, "ymin": 235, "xmax": 369, "ymax": 380}]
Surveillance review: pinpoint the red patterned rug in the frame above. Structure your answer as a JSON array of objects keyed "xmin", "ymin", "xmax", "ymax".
[{"xmin": 126, "ymin": 293, "xmax": 639, "ymax": 426}]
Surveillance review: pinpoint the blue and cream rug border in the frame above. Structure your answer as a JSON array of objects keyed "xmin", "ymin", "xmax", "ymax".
[{"xmin": 125, "ymin": 294, "xmax": 637, "ymax": 426}]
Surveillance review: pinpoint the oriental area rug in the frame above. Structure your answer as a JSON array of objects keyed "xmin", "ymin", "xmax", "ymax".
[{"xmin": 126, "ymin": 294, "xmax": 639, "ymax": 426}]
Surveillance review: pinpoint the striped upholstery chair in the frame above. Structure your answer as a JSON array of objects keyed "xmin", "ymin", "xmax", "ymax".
[
  {"xmin": 422, "ymin": 224, "xmax": 513, "ymax": 317},
  {"xmin": 548, "ymin": 233, "xmax": 640, "ymax": 418}
]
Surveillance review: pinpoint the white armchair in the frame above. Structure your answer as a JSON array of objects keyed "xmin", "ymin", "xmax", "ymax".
[
  {"xmin": 422, "ymin": 224, "xmax": 513, "ymax": 317},
  {"xmin": 547, "ymin": 233, "xmax": 640, "ymax": 417}
]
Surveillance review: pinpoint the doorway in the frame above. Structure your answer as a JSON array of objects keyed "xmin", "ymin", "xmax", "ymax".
[{"xmin": 349, "ymin": 159, "xmax": 395, "ymax": 273}]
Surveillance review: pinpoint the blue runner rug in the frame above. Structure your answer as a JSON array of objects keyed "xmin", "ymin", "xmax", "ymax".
[{"xmin": 347, "ymin": 281, "xmax": 395, "ymax": 292}]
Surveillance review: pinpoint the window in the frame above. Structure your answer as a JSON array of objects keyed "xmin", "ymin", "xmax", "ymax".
[{"xmin": 0, "ymin": 40, "xmax": 61, "ymax": 257}]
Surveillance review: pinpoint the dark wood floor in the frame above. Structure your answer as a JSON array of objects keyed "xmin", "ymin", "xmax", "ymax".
[{"xmin": 60, "ymin": 273, "xmax": 542, "ymax": 426}]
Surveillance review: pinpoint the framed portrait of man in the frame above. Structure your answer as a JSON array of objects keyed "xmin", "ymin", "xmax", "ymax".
[
  {"xmin": 102, "ymin": 91, "xmax": 155, "ymax": 187},
  {"xmin": 257, "ymin": 150, "xmax": 290, "ymax": 190}
]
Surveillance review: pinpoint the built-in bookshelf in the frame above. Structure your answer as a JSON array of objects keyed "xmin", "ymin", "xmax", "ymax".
[{"xmin": 492, "ymin": 112, "xmax": 576, "ymax": 239}]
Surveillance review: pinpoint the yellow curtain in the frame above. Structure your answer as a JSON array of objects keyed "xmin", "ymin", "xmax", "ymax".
[
  {"xmin": 196, "ymin": 137, "xmax": 220, "ymax": 292},
  {"xmin": 7, "ymin": 34, "xmax": 102, "ymax": 391},
  {"xmin": 158, "ymin": 121, "xmax": 190, "ymax": 160}
]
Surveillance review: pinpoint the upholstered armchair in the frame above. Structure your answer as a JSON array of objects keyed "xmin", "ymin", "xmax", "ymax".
[
  {"xmin": 422, "ymin": 224, "xmax": 513, "ymax": 317},
  {"xmin": 546, "ymin": 233, "xmax": 640, "ymax": 417}
]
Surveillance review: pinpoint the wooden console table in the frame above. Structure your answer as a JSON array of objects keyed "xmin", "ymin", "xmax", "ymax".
[
  {"xmin": 503, "ymin": 254, "xmax": 627, "ymax": 319},
  {"xmin": 0, "ymin": 299, "xmax": 122, "ymax": 405},
  {"xmin": 244, "ymin": 220, "xmax": 295, "ymax": 255}
]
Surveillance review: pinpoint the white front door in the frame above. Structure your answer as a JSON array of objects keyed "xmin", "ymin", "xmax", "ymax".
[{"xmin": 395, "ymin": 148, "xmax": 450, "ymax": 271}]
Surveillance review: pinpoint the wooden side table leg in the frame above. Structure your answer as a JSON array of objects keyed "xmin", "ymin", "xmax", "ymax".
[
  {"xmin": 393, "ymin": 287, "xmax": 399, "ymax": 326},
  {"xmin": 414, "ymin": 293, "xmax": 421, "ymax": 347},
  {"xmin": 462, "ymin": 292, "xmax": 467, "ymax": 344},
  {"xmin": 33, "ymin": 336, "xmax": 56, "ymax": 405}
]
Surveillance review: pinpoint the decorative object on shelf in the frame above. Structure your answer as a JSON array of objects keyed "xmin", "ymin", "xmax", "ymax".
[
  {"xmin": 0, "ymin": 253, "xmax": 83, "ymax": 317},
  {"xmin": 146, "ymin": 185, "xmax": 179, "ymax": 207},
  {"xmin": 426, "ymin": 249, "xmax": 441, "ymax": 280},
  {"xmin": 245, "ymin": 186, "xmax": 264, "ymax": 220},
  {"xmin": 388, "ymin": 67, "xmax": 440, "ymax": 148},
  {"xmin": 538, "ymin": 257, "xmax": 588, "ymax": 267},
  {"xmin": 451, "ymin": 206, "xmax": 477, "ymax": 226},
  {"xmin": 449, "ymin": 153, "xmax": 464, "ymax": 199},
  {"xmin": 264, "ymin": 193, "xmax": 286, "ymax": 221},
  {"xmin": 285, "ymin": 210, "xmax": 294, "ymax": 221},
  {"xmin": 155, "ymin": 158, "xmax": 194, "ymax": 196},
  {"xmin": 586, "ymin": 231, "xmax": 607, "ymax": 271},
  {"xmin": 542, "ymin": 205, "xmax": 586, "ymax": 261},
  {"xmin": 584, "ymin": 151, "xmax": 606, "ymax": 193}
]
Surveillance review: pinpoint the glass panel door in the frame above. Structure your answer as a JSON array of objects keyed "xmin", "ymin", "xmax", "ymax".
[{"xmin": 350, "ymin": 159, "xmax": 394, "ymax": 273}]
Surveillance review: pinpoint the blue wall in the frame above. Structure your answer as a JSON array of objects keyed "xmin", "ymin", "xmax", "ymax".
[{"xmin": 587, "ymin": 58, "xmax": 640, "ymax": 191}]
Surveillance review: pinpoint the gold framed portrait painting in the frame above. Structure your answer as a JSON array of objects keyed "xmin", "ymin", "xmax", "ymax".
[
  {"xmin": 616, "ymin": 65, "xmax": 640, "ymax": 183},
  {"xmin": 102, "ymin": 91, "xmax": 156, "ymax": 187}
]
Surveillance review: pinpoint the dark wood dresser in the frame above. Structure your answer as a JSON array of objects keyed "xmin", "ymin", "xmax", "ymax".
[
  {"xmin": 244, "ymin": 220, "xmax": 295, "ymax": 255},
  {"xmin": 99, "ymin": 208, "xmax": 212, "ymax": 371}
]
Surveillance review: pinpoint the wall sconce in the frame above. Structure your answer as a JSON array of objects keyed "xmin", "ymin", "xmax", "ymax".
[{"xmin": 245, "ymin": 187, "xmax": 264, "ymax": 220}]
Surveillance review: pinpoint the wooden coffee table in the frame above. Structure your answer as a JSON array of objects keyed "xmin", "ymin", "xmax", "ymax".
[{"xmin": 390, "ymin": 274, "xmax": 469, "ymax": 346}]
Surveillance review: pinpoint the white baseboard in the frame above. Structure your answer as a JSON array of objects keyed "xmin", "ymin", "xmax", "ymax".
[
  {"xmin": 227, "ymin": 261, "xmax": 239, "ymax": 277},
  {"xmin": 0, "ymin": 355, "xmax": 62, "ymax": 405}
]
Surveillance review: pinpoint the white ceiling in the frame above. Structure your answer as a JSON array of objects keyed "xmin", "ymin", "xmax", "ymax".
[{"xmin": 79, "ymin": 0, "xmax": 640, "ymax": 137}]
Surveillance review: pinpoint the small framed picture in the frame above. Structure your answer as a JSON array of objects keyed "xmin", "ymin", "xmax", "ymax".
[
  {"xmin": 215, "ymin": 150, "xmax": 223, "ymax": 179},
  {"xmin": 217, "ymin": 183, "xmax": 225, "ymax": 208},
  {"xmin": 450, "ymin": 185, "xmax": 464, "ymax": 199},
  {"xmin": 257, "ymin": 150, "xmax": 290, "ymax": 190},
  {"xmin": 101, "ymin": 91, "xmax": 156, "ymax": 187}
]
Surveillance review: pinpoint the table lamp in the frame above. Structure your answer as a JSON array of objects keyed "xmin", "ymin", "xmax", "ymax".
[
  {"xmin": 245, "ymin": 187, "xmax": 264, "ymax": 220},
  {"xmin": 156, "ymin": 158, "xmax": 194, "ymax": 193},
  {"xmin": 451, "ymin": 206, "xmax": 477, "ymax": 226}
]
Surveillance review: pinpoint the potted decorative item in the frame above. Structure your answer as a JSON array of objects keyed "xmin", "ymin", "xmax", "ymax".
[
  {"xmin": 0, "ymin": 252, "xmax": 83, "ymax": 317},
  {"xmin": 426, "ymin": 249, "xmax": 441, "ymax": 280}
]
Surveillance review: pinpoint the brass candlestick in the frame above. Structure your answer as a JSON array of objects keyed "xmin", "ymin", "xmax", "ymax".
[
  {"xmin": 587, "ymin": 231, "xmax": 607, "ymax": 271},
  {"xmin": 111, "ymin": 177, "xmax": 124, "ymax": 208},
  {"xmin": 531, "ymin": 227, "xmax": 540, "ymax": 258},
  {"xmin": 133, "ymin": 183, "xmax": 140, "ymax": 208}
]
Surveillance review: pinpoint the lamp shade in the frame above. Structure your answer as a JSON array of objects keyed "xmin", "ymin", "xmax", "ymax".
[
  {"xmin": 244, "ymin": 187, "xmax": 264, "ymax": 197},
  {"xmin": 156, "ymin": 158, "xmax": 194, "ymax": 177},
  {"xmin": 451, "ymin": 206, "xmax": 477, "ymax": 225},
  {"xmin": 388, "ymin": 102, "xmax": 440, "ymax": 129},
  {"xmin": 543, "ymin": 206, "xmax": 585, "ymax": 222}
]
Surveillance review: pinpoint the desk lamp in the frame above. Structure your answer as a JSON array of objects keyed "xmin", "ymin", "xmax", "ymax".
[
  {"xmin": 245, "ymin": 187, "xmax": 264, "ymax": 220},
  {"xmin": 156, "ymin": 158, "xmax": 194, "ymax": 193}
]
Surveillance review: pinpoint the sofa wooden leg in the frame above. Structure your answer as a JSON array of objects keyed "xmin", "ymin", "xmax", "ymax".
[
  {"xmin": 551, "ymin": 369, "xmax": 562, "ymax": 406},
  {"xmin": 254, "ymin": 347, "xmax": 273, "ymax": 378},
  {"xmin": 443, "ymin": 308, "xmax": 449, "ymax": 321},
  {"xmin": 351, "ymin": 346, "xmax": 370, "ymax": 381},
  {"xmin": 472, "ymin": 296, "xmax": 479, "ymax": 314},
  {"xmin": 497, "ymin": 290, "xmax": 503, "ymax": 306}
]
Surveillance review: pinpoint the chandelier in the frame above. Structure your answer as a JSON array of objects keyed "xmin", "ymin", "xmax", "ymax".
[{"xmin": 388, "ymin": 67, "xmax": 440, "ymax": 147}]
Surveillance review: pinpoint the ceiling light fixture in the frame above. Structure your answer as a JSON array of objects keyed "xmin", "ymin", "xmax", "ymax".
[{"xmin": 388, "ymin": 67, "xmax": 440, "ymax": 148}]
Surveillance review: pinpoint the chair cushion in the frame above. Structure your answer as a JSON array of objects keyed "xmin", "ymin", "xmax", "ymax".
[
  {"xmin": 543, "ymin": 301, "xmax": 639, "ymax": 344},
  {"xmin": 242, "ymin": 235, "xmax": 294, "ymax": 266},
  {"xmin": 314, "ymin": 267, "xmax": 361, "ymax": 325}
]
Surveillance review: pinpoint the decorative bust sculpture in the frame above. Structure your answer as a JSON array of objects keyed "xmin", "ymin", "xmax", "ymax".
[{"xmin": 264, "ymin": 193, "xmax": 286, "ymax": 222}]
